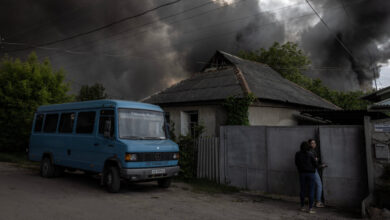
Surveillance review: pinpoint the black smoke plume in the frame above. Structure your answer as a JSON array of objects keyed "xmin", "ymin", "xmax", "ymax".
[{"xmin": 1, "ymin": 0, "xmax": 389, "ymax": 98}]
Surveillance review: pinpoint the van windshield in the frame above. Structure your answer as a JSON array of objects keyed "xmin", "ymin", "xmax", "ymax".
[{"xmin": 118, "ymin": 109, "xmax": 166, "ymax": 140}]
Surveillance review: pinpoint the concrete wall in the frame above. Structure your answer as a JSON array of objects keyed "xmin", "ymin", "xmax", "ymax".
[
  {"xmin": 220, "ymin": 125, "xmax": 368, "ymax": 208},
  {"xmin": 319, "ymin": 127, "xmax": 367, "ymax": 208},
  {"xmin": 248, "ymin": 106, "xmax": 298, "ymax": 126}
]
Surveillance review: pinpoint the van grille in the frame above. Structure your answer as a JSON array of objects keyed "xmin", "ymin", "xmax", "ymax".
[{"xmin": 136, "ymin": 152, "xmax": 174, "ymax": 162}]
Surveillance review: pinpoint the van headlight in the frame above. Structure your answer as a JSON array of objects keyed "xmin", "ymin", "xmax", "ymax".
[
  {"xmin": 173, "ymin": 152, "xmax": 180, "ymax": 160},
  {"xmin": 125, "ymin": 153, "xmax": 138, "ymax": 162}
]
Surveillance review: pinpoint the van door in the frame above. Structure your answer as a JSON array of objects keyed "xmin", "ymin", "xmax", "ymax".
[
  {"xmin": 57, "ymin": 112, "xmax": 76, "ymax": 166},
  {"xmin": 94, "ymin": 109, "xmax": 117, "ymax": 172},
  {"xmin": 72, "ymin": 110, "xmax": 97, "ymax": 170}
]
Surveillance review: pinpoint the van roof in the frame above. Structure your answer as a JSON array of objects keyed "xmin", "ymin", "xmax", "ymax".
[{"xmin": 37, "ymin": 100, "xmax": 163, "ymax": 112}]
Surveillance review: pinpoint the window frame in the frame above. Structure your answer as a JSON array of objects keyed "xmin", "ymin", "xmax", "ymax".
[
  {"xmin": 43, "ymin": 113, "xmax": 59, "ymax": 133},
  {"xmin": 75, "ymin": 111, "xmax": 97, "ymax": 135},
  {"xmin": 58, "ymin": 112, "xmax": 76, "ymax": 134},
  {"xmin": 98, "ymin": 109, "xmax": 115, "ymax": 138},
  {"xmin": 34, "ymin": 113, "xmax": 45, "ymax": 133}
]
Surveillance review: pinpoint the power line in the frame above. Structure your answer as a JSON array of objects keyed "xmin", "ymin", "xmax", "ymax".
[
  {"xmin": 68, "ymin": 0, "xmax": 249, "ymax": 51},
  {"xmin": 5, "ymin": 1, "xmax": 100, "ymax": 40},
  {"xmin": 3, "ymin": 0, "xmax": 363, "ymax": 73},
  {"xmin": 3, "ymin": 0, "xmax": 182, "ymax": 53},
  {"xmin": 305, "ymin": 0, "xmax": 354, "ymax": 59},
  {"xmin": 70, "ymin": 0, "xmax": 362, "ymax": 57},
  {"xmin": 2, "ymin": 0, "xmax": 363, "ymax": 74},
  {"xmin": 0, "ymin": 41, "xmax": 169, "ymax": 61}
]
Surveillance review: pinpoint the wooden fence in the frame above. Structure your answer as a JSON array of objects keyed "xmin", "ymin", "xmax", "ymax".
[{"xmin": 196, "ymin": 136, "xmax": 219, "ymax": 182}]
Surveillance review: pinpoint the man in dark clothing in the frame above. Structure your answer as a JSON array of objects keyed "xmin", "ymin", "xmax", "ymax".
[{"xmin": 295, "ymin": 141, "xmax": 317, "ymax": 214}]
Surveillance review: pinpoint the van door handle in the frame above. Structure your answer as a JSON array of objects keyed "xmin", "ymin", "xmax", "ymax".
[
  {"xmin": 94, "ymin": 143, "xmax": 99, "ymax": 146},
  {"xmin": 108, "ymin": 144, "xmax": 114, "ymax": 147},
  {"xmin": 67, "ymin": 149, "xmax": 71, "ymax": 155}
]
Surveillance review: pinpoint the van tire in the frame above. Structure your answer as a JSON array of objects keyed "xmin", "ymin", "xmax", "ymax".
[
  {"xmin": 105, "ymin": 166, "xmax": 120, "ymax": 193},
  {"xmin": 40, "ymin": 157, "xmax": 55, "ymax": 178},
  {"xmin": 158, "ymin": 178, "xmax": 171, "ymax": 188}
]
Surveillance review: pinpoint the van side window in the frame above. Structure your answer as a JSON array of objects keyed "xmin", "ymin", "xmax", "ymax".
[
  {"xmin": 59, "ymin": 113, "xmax": 75, "ymax": 133},
  {"xmin": 43, "ymin": 114, "xmax": 59, "ymax": 133},
  {"xmin": 76, "ymin": 112, "xmax": 96, "ymax": 134},
  {"xmin": 34, "ymin": 114, "xmax": 44, "ymax": 132},
  {"xmin": 99, "ymin": 110, "xmax": 114, "ymax": 136}
]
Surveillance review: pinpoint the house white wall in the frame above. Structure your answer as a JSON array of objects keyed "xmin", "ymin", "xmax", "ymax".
[
  {"xmin": 248, "ymin": 106, "xmax": 299, "ymax": 126},
  {"xmin": 162, "ymin": 105, "xmax": 226, "ymax": 138},
  {"xmin": 162, "ymin": 103, "xmax": 300, "ymax": 138}
]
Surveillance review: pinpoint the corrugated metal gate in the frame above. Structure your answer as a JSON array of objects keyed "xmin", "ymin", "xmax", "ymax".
[
  {"xmin": 215, "ymin": 125, "xmax": 368, "ymax": 208},
  {"xmin": 196, "ymin": 137, "xmax": 219, "ymax": 182}
]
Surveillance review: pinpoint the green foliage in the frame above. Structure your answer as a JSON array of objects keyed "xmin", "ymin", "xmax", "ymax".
[
  {"xmin": 76, "ymin": 83, "xmax": 108, "ymax": 101},
  {"xmin": 167, "ymin": 120, "xmax": 177, "ymax": 142},
  {"xmin": 239, "ymin": 42, "xmax": 369, "ymax": 110},
  {"xmin": 177, "ymin": 124, "xmax": 205, "ymax": 180},
  {"xmin": 0, "ymin": 53, "xmax": 73, "ymax": 152},
  {"xmin": 223, "ymin": 93, "xmax": 256, "ymax": 125},
  {"xmin": 239, "ymin": 42, "xmax": 311, "ymax": 78},
  {"xmin": 0, "ymin": 152, "xmax": 39, "ymax": 169}
]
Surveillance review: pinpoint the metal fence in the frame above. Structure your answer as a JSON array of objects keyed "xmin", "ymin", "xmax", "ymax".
[{"xmin": 196, "ymin": 136, "xmax": 219, "ymax": 182}]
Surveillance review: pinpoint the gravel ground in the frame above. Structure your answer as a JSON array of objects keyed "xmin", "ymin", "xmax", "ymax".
[{"xmin": 0, "ymin": 162, "xmax": 361, "ymax": 220}]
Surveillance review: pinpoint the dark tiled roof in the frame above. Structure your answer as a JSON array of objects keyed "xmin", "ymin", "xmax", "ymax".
[
  {"xmin": 143, "ymin": 51, "xmax": 340, "ymax": 110},
  {"xmin": 219, "ymin": 51, "xmax": 340, "ymax": 110},
  {"xmin": 143, "ymin": 68, "xmax": 243, "ymax": 104}
]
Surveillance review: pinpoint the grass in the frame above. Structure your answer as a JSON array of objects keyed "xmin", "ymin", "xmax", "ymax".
[
  {"xmin": 0, "ymin": 152, "xmax": 39, "ymax": 169},
  {"xmin": 176, "ymin": 178, "xmax": 240, "ymax": 194}
]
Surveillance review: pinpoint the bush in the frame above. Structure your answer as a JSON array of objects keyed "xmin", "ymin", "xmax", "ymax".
[{"xmin": 177, "ymin": 124, "xmax": 204, "ymax": 180}]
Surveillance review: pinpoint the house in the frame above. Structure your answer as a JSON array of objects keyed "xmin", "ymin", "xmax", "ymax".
[
  {"xmin": 361, "ymin": 86, "xmax": 390, "ymax": 103},
  {"xmin": 142, "ymin": 51, "xmax": 340, "ymax": 137},
  {"xmin": 361, "ymin": 86, "xmax": 390, "ymax": 112}
]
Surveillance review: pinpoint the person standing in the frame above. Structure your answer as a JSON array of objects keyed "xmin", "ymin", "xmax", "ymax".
[
  {"xmin": 295, "ymin": 141, "xmax": 317, "ymax": 214},
  {"xmin": 308, "ymin": 139, "xmax": 326, "ymax": 208}
]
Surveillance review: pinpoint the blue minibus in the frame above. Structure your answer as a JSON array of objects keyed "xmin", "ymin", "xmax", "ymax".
[{"xmin": 29, "ymin": 100, "xmax": 180, "ymax": 192}]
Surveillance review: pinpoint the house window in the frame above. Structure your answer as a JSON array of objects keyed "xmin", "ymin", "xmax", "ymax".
[
  {"xmin": 180, "ymin": 111, "xmax": 198, "ymax": 136},
  {"xmin": 164, "ymin": 112, "xmax": 170, "ymax": 123}
]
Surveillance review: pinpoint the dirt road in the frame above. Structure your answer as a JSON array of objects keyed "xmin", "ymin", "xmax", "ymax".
[{"xmin": 0, "ymin": 162, "xmax": 359, "ymax": 220}]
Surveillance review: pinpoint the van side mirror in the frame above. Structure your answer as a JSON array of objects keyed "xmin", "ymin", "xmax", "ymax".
[{"xmin": 104, "ymin": 120, "xmax": 112, "ymax": 138}]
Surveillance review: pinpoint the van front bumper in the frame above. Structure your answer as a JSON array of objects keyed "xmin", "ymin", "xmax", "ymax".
[{"xmin": 120, "ymin": 166, "xmax": 180, "ymax": 181}]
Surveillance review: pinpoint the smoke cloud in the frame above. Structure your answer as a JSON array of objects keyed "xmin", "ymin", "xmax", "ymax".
[{"xmin": 1, "ymin": 0, "xmax": 389, "ymax": 99}]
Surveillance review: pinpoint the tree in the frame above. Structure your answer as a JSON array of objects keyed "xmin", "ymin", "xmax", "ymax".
[
  {"xmin": 0, "ymin": 52, "xmax": 73, "ymax": 152},
  {"xmin": 76, "ymin": 83, "xmax": 108, "ymax": 101},
  {"xmin": 238, "ymin": 42, "xmax": 369, "ymax": 110}
]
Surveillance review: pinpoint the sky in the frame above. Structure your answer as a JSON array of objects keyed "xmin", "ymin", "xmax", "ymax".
[{"xmin": 0, "ymin": 0, "xmax": 389, "ymax": 99}]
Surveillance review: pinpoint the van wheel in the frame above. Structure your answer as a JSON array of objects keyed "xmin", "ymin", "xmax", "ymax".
[
  {"xmin": 40, "ymin": 157, "xmax": 55, "ymax": 178},
  {"xmin": 105, "ymin": 166, "xmax": 120, "ymax": 193},
  {"xmin": 158, "ymin": 178, "xmax": 171, "ymax": 188}
]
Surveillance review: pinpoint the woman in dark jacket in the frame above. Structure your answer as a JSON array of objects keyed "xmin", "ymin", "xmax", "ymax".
[{"xmin": 295, "ymin": 141, "xmax": 317, "ymax": 213}]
